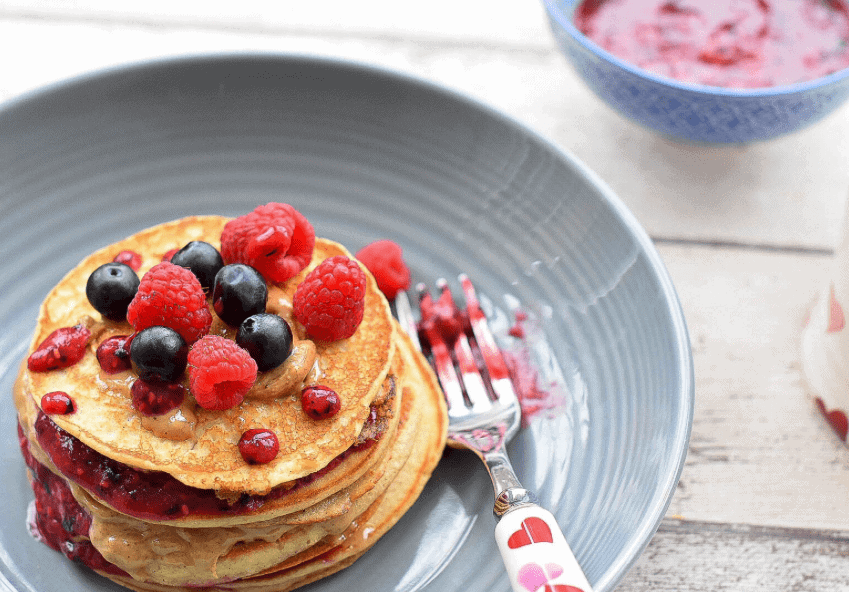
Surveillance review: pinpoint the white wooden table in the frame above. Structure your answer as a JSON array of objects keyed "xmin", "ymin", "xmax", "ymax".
[{"xmin": 3, "ymin": 1, "xmax": 849, "ymax": 589}]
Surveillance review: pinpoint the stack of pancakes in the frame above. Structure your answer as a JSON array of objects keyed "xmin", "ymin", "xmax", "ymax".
[{"xmin": 13, "ymin": 216, "xmax": 447, "ymax": 591}]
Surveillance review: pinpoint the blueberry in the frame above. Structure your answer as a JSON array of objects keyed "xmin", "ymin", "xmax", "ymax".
[
  {"xmin": 237, "ymin": 314, "xmax": 294, "ymax": 372},
  {"xmin": 170, "ymin": 241, "xmax": 224, "ymax": 291},
  {"xmin": 86, "ymin": 262, "xmax": 140, "ymax": 321},
  {"xmin": 130, "ymin": 326, "xmax": 188, "ymax": 382},
  {"xmin": 212, "ymin": 264, "xmax": 268, "ymax": 326}
]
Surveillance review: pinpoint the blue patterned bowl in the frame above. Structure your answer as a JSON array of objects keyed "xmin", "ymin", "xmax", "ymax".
[{"xmin": 543, "ymin": 0, "xmax": 849, "ymax": 143}]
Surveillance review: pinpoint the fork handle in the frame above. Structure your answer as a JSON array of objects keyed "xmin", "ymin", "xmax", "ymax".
[{"xmin": 494, "ymin": 503, "xmax": 594, "ymax": 592}]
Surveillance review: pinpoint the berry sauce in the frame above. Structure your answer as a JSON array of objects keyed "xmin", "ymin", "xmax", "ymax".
[
  {"xmin": 27, "ymin": 324, "xmax": 92, "ymax": 372},
  {"xmin": 574, "ymin": 0, "xmax": 849, "ymax": 88},
  {"xmin": 417, "ymin": 286, "xmax": 467, "ymax": 348},
  {"xmin": 95, "ymin": 334, "xmax": 133, "ymax": 374},
  {"xmin": 131, "ymin": 379, "xmax": 186, "ymax": 416},
  {"xmin": 32, "ymin": 407, "xmax": 383, "ymax": 521},
  {"xmin": 18, "ymin": 424, "xmax": 126, "ymax": 576}
]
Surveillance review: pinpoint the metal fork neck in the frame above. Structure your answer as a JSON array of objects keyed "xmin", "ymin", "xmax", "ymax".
[
  {"xmin": 483, "ymin": 449, "xmax": 540, "ymax": 518},
  {"xmin": 494, "ymin": 487, "xmax": 540, "ymax": 518}
]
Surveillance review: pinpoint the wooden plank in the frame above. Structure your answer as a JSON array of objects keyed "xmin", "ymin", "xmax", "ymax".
[
  {"xmin": 658, "ymin": 243, "xmax": 849, "ymax": 531},
  {"xmin": 0, "ymin": 0, "xmax": 552, "ymax": 48},
  {"xmin": 619, "ymin": 518, "xmax": 849, "ymax": 591},
  {"xmin": 1, "ymin": 16, "xmax": 847, "ymax": 251}
]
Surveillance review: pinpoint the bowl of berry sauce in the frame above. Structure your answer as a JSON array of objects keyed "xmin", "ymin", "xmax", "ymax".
[
  {"xmin": 543, "ymin": 0, "xmax": 849, "ymax": 143},
  {"xmin": 0, "ymin": 53, "xmax": 693, "ymax": 592}
]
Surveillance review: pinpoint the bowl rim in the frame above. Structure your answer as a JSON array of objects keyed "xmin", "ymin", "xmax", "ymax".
[
  {"xmin": 0, "ymin": 50, "xmax": 695, "ymax": 592},
  {"xmin": 542, "ymin": 0, "xmax": 849, "ymax": 97}
]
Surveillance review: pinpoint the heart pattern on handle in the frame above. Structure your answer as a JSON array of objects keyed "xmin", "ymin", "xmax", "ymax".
[
  {"xmin": 815, "ymin": 397, "xmax": 849, "ymax": 441},
  {"xmin": 496, "ymin": 507, "xmax": 592, "ymax": 592},
  {"xmin": 507, "ymin": 516, "xmax": 554, "ymax": 549},
  {"xmin": 828, "ymin": 284, "xmax": 846, "ymax": 333},
  {"xmin": 517, "ymin": 561, "xmax": 586, "ymax": 592}
]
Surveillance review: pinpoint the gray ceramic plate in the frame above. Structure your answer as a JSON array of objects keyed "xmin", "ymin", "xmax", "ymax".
[{"xmin": 0, "ymin": 54, "xmax": 693, "ymax": 592}]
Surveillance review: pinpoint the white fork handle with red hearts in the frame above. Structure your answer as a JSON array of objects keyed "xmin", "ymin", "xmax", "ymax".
[{"xmin": 495, "ymin": 505, "xmax": 593, "ymax": 592}]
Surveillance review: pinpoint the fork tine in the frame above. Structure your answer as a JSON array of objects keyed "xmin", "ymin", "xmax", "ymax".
[
  {"xmin": 459, "ymin": 274, "xmax": 519, "ymax": 406},
  {"xmin": 417, "ymin": 284, "xmax": 468, "ymax": 418},
  {"xmin": 453, "ymin": 332, "xmax": 494, "ymax": 413},
  {"xmin": 435, "ymin": 279, "xmax": 493, "ymax": 414},
  {"xmin": 394, "ymin": 290, "xmax": 422, "ymax": 353}
]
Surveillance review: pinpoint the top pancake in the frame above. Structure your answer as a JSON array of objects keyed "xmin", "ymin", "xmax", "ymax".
[{"xmin": 20, "ymin": 216, "xmax": 395, "ymax": 494}]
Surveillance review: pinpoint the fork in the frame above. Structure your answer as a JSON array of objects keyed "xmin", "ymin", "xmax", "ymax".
[{"xmin": 395, "ymin": 275, "xmax": 593, "ymax": 592}]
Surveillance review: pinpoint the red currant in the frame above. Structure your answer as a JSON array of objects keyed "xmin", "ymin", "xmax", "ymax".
[
  {"xmin": 162, "ymin": 248, "xmax": 179, "ymax": 262},
  {"xmin": 300, "ymin": 385, "xmax": 341, "ymax": 420},
  {"xmin": 113, "ymin": 250, "xmax": 142, "ymax": 271},
  {"xmin": 41, "ymin": 391, "xmax": 75, "ymax": 415},
  {"xmin": 238, "ymin": 429, "xmax": 279, "ymax": 464}
]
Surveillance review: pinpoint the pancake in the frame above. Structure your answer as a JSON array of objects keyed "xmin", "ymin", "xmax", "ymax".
[
  {"xmin": 15, "ymin": 341, "xmax": 407, "ymax": 527},
  {"xmin": 97, "ymin": 327, "xmax": 447, "ymax": 592},
  {"xmin": 19, "ymin": 216, "xmax": 396, "ymax": 494},
  {"xmin": 245, "ymin": 330, "xmax": 447, "ymax": 582},
  {"xmin": 14, "ymin": 207, "xmax": 448, "ymax": 592}
]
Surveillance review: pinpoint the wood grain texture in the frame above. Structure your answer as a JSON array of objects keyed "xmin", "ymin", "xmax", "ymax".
[
  {"xmin": 0, "ymin": 0, "xmax": 551, "ymax": 47},
  {"xmin": 659, "ymin": 243, "xmax": 849, "ymax": 531},
  {"xmin": 619, "ymin": 518, "xmax": 849, "ymax": 591}
]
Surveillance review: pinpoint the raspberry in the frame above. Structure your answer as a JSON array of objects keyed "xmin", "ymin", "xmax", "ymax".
[
  {"xmin": 28, "ymin": 324, "xmax": 92, "ymax": 372},
  {"xmin": 220, "ymin": 203, "xmax": 315, "ymax": 283},
  {"xmin": 126, "ymin": 262, "xmax": 212, "ymax": 344},
  {"xmin": 293, "ymin": 256, "xmax": 366, "ymax": 341},
  {"xmin": 355, "ymin": 240, "xmax": 411, "ymax": 299},
  {"xmin": 187, "ymin": 335, "xmax": 257, "ymax": 410}
]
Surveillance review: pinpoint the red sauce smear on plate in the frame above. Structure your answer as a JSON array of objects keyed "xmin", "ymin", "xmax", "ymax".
[
  {"xmin": 417, "ymin": 288, "xmax": 564, "ymax": 425},
  {"xmin": 574, "ymin": 0, "xmax": 849, "ymax": 88}
]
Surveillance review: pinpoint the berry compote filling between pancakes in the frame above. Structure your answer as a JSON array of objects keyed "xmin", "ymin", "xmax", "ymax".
[{"xmin": 25, "ymin": 400, "xmax": 388, "ymax": 522}]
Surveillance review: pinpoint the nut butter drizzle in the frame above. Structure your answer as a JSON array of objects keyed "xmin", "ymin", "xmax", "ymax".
[
  {"xmin": 140, "ymin": 405, "xmax": 198, "ymax": 441},
  {"xmin": 246, "ymin": 339, "xmax": 317, "ymax": 401}
]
